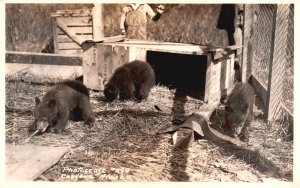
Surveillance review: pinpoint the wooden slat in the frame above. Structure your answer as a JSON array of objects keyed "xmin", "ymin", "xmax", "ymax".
[
  {"xmin": 72, "ymin": 27, "xmax": 92, "ymax": 34},
  {"xmin": 58, "ymin": 42, "xmax": 82, "ymax": 50},
  {"xmin": 57, "ymin": 19, "xmax": 86, "ymax": 45},
  {"xmin": 58, "ymin": 34, "xmax": 93, "ymax": 43},
  {"xmin": 58, "ymin": 17, "xmax": 92, "ymax": 26},
  {"xmin": 6, "ymin": 51, "xmax": 82, "ymax": 66},
  {"xmin": 6, "ymin": 144, "xmax": 69, "ymax": 181},
  {"xmin": 57, "ymin": 27, "xmax": 92, "ymax": 35},
  {"xmin": 56, "ymin": 9, "xmax": 91, "ymax": 14},
  {"xmin": 51, "ymin": 9, "xmax": 92, "ymax": 17},
  {"xmin": 57, "ymin": 35, "xmax": 75, "ymax": 43}
]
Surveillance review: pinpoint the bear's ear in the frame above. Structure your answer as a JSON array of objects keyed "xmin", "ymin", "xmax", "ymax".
[
  {"xmin": 35, "ymin": 97, "xmax": 41, "ymax": 105},
  {"xmin": 48, "ymin": 99, "xmax": 56, "ymax": 108}
]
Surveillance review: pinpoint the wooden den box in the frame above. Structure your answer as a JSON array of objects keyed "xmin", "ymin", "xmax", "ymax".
[{"xmin": 82, "ymin": 40, "xmax": 239, "ymax": 103}]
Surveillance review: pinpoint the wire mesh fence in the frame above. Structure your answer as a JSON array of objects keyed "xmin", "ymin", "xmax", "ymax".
[
  {"xmin": 251, "ymin": 4, "xmax": 275, "ymax": 89},
  {"xmin": 242, "ymin": 4, "xmax": 294, "ymax": 120},
  {"xmin": 282, "ymin": 4, "xmax": 294, "ymax": 114}
]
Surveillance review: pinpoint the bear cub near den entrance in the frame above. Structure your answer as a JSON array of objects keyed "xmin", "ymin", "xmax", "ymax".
[
  {"xmin": 104, "ymin": 60, "xmax": 156, "ymax": 102},
  {"xmin": 224, "ymin": 82, "xmax": 255, "ymax": 142},
  {"xmin": 30, "ymin": 80, "xmax": 95, "ymax": 133}
]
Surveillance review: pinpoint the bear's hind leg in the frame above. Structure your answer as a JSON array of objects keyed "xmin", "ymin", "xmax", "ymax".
[{"xmin": 135, "ymin": 84, "xmax": 151, "ymax": 101}]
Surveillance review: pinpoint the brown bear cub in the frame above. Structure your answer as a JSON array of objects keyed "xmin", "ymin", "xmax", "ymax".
[
  {"xmin": 224, "ymin": 82, "xmax": 255, "ymax": 142},
  {"xmin": 104, "ymin": 60, "xmax": 156, "ymax": 102},
  {"xmin": 30, "ymin": 80, "xmax": 95, "ymax": 134}
]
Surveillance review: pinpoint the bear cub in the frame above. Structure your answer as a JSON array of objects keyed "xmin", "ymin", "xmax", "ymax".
[
  {"xmin": 30, "ymin": 80, "xmax": 95, "ymax": 133},
  {"xmin": 104, "ymin": 60, "xmax": 156, "ymax": 102},
  {"xmin": 224, "ymin": 82, "xmax": 255, "ymax": 142}
]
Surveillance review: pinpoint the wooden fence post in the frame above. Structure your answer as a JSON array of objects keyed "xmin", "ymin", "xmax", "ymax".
[
  {"xmin": 266, "ymin": 4, "xmax": 290, "ymax": 121},
  {"xmin": 93, "ymin": 4, "xmax": 104, "ymax": 41},
  {"xmin": 241, "ymin": 4, "xmax": 253, "ymax": 83}
]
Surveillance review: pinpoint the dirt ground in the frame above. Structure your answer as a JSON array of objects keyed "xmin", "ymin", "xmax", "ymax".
[{"xmin": 5, "ymin": 77, "xmax": 293, "ymax": 182}]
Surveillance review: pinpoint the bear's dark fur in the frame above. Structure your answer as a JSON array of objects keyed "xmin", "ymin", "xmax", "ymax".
[
  {"xmin": 225, "ymin": 82, "xmax": 255, "ymax": 142},
  {"xmin": 104, "ymin": 60, "xmax": 156, "ymax": 101},
  {"xmin": 30, "ymin": 80, "xmax": 95, "ymax": 133}
]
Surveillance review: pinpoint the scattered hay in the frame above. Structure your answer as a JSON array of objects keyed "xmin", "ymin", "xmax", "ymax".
[{"xmin": 5, "ymin": 77, "xmax": 293, "ymax": 182}]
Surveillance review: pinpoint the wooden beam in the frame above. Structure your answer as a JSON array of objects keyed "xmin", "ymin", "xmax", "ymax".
[
  {"xmin": 58, "ymin": 34, "xmax": 93, "ymax": 43},
  {"xmin": 6, "ymin": 51, "xmax": 82, "ymax": 66},
  {"xmin": 267, "ymin": 5, "xmax": 289, "ymax": 121},
  {"xmin": 52, "ymin": 17, "xmax": 59, "ymax": 54},
  {"xmin": 93, "ymin": 4, "xmax": 104, "ymax": 41}
]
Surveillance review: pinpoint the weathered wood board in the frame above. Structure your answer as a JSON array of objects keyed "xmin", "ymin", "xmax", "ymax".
[
  {"xmin": 6, "ymin": 144, "xmax": 69, "ymax": 181},
  {"xmin": 204, "ymin": 52, "xmax": 235, "ymax": 103},
  {"xmin": 6, "ymin": 51, "xmax": 82, "ymax": 66},
  {"xmin": 5, "ymin": 51, "xmax": 83, "ymax": 80},
  {"xmin": 6, "ymin": 64, "xmax": 83, "ymax": 80}
]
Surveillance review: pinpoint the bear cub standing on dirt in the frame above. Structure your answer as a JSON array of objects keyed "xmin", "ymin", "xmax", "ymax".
[
  {"xmin": 224, "ymin": 82, "xmax": 255, "ymax": 142},
  {"xmin": 30, "ymin": 80, "xmax": 95, "ymax": 133},
  {"xmin": 104, "ymin": 60, "xmax": 156, "ymax": 102}
]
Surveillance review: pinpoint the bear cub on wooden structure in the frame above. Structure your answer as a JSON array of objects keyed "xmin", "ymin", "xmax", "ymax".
[
  {"xmin": 104, "ymin": 60, "xmax": 156, "ymax": 102},
  {"xmin": 30, "ymin": 80, "xmax": 95, "ymax": 133},
  {"xmin": 224, "ymin": 82, "xmax": 255, "ymax": 142}
]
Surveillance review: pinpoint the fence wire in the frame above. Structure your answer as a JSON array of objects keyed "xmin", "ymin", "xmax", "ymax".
[
  {"xmin": 251, "ymin": 5, "xmax": 275, "ymax": 88},
  {"xmin": 282, "ymin": 4, "xmax": 294, "ymax": 114},
  {"xmin": 243, "ymin": 4, "xmax": 294, "ymax": 119}
]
